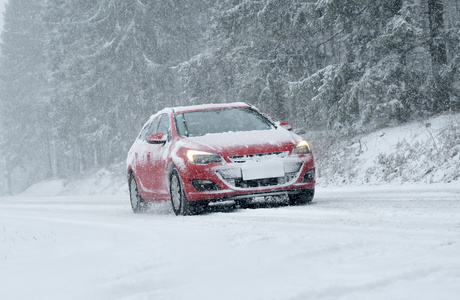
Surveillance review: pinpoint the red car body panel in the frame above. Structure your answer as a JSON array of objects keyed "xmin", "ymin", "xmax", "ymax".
[{"xmin": 127, "ymin": 103, "xmax": 315, "ymax": 204}]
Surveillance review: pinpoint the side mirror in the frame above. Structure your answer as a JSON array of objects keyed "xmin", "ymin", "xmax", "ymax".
[
  {"xmin": 279, "ymin": 122, "xmax": 293, "ymax": 131},
  {"xmin": 146, "ymin": 133, "xmax": 166, "ymax": 144}
]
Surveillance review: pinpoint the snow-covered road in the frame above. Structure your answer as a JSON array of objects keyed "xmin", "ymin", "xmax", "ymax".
[{"xmin": 1, "ymin": 184, "xmax": 460, "ymax": 300}]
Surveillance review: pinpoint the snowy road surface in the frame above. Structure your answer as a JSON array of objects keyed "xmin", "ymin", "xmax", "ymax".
[{"xmin": 1, "ymin": 184, "xmax": 460, "ymax": 300}]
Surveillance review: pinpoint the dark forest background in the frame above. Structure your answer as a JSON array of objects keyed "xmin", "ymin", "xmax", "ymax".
[{"xmin": 1, "ymin": 0, "xmax": 459, "ymax": 194}]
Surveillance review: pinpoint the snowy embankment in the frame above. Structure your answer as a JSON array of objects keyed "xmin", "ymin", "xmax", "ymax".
[{"xmin": 312, "ymin": 112, "xmax": 460, "ymax": 186}]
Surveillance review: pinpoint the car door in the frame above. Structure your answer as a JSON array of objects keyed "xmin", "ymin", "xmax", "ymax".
[
  {"xmin": 143, "ymin": 114, "xmax": 172, "ymax": 199},
  {"xmin": 135, "ymin": 116, "xmax": 160, "ymax": 197}
]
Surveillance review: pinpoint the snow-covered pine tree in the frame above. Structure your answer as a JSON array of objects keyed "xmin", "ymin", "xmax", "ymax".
[
  {"xmin": 290, "ymin": 0, "xmax": 440, "ymax": 133},
  {"xmin": 443, "ymin": 0, "xmax": 460, "ymax": 110},
  {"xmin": 0, "ymin": 0, "xmax": 51, "ymax": 193},
  {"xmin": 44, "ymin": 0, "xmax": 209, "ymax": 178},
  {"xmin": 179, "ymin": 0, "xmax": 319, "ymax": 123},
  {"xmin": 44, "ymin": 0, "xmax": 162, "ymax": 176}
]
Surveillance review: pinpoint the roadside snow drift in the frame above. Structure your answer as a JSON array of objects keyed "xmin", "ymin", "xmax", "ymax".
[{"xmin": 313, "ymin": 113, "xmax": 460, "ymax": 186}]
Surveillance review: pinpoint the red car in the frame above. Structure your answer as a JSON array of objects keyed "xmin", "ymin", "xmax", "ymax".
[{"xmin": 126, "ymin": 102, "xmax": 315, "ymax": 215}]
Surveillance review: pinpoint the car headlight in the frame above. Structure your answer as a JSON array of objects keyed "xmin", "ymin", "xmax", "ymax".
[
  {"xmin": 293, "ymin": 140, "xmax": 311, "ymax": 155},
  {"xmin": 186, "ymin": 150, "xmax": 223, "ymax": 164}
]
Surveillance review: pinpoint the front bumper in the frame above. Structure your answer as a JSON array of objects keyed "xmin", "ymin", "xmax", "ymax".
[{"xmin": 177, "ymin": 153, "xmax": 316, "ymax": 202}]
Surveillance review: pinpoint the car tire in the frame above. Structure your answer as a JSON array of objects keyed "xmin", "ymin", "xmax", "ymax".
[
  {"xmin": 129, "ymin": 174, "xmax": 147, "ymax": 213},
  {"xmin": 169, "ymin": 169, "xmax": 193, "ymax": 216},
  {"xmin": 288, "ymin": 190, "xmax": 314, "ymax": 205}
]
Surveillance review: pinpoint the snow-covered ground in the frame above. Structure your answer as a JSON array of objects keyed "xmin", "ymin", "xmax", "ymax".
[{"xmin": 1, "ymin": 183, "xmax": 460, "ymax": 300}]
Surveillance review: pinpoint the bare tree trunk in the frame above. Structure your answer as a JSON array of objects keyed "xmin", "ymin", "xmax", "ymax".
[{"xmin": 428, "ymin": 0, "xmax": 447, "ymax": 66}]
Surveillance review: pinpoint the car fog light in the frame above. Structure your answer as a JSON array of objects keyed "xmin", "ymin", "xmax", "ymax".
[
  {"xmin": 191, "ymin": 179, "xmax": 221, "ymax": 191},
  {"xmin": 302, "ymin": 168, "xmax": 315, "ymax": 182}
]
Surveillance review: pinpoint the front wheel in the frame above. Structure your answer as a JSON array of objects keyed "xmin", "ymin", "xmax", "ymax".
[
  {"xmin": 288, "ymin": 190, "xmax": 314, "ymax": 205},
  {"xmin": 129, "ymin": 174, "xmax": 147, "ymax": 213},
  {"xmin": 169, "ymin": 170, "xmax": 193, "ymax": 216}
]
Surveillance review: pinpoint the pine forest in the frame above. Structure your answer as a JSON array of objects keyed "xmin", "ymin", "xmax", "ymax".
[{"xmin": 1, "ymin": 0, "xmax": 459, "ymax": 194}]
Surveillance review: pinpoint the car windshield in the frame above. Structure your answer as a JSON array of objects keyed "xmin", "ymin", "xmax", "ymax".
[{"xmin": 175, "ymin": 107, "xmax": 275, "ymax": 137}]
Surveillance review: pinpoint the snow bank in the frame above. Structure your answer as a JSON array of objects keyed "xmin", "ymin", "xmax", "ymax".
[
  {"xmin": 19, "ymin": 179, "xmax": 66, "ymax": 197},
  {"xmin": 19, "ymin": 164, "xmax": 128, "ymax": 197},
  {"xmin": 60, "ymin": 166, "xmax": 127, "ymax": 196},
  {"xmin": 311, "ymin": 112, "xmax": 460, "ymax": 186}
]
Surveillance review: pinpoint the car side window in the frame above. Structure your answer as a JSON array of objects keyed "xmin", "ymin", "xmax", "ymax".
[
  {"xmin": 139, "ymin": 117, "xmax": 160, "ymax": 141},
  {"xmin": 157, "ymin": 114, "xmax": 171, "ymax": 140},
  {"xmin": 138, "ymin": 125, "xmax": 149, "ymax": 141}
]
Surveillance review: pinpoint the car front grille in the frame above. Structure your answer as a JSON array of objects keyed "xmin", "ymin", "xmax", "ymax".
[
  {"xmin": 228, "ymin": 151, "xmax": 288, "ymax": 163},
  {"xmin": 229, "ymin": 173, "xmax": 299, "ymax": 188},
  {"xmin": 217, "ymin": 162, "xmax": 302, "ymax": 189}
]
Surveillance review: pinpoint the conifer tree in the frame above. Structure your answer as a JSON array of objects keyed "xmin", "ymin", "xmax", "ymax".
[{"xmin": 0, "ymin": 0, "xmax": 50, "ymax": 193}]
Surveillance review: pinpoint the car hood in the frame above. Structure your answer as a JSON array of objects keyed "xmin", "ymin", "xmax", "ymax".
[{"xmin": 182, "ymin": 128, "xmax": 301, "ymax": 157}]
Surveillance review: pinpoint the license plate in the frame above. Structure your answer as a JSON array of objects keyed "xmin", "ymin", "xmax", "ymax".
[{"xmin": 242, "ymin": 160, "xmax": 285, "ymax": 181}]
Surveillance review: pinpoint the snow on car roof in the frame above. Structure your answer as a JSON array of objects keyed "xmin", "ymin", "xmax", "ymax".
[
  {"xmin": 148, "ymin": 102, "xmax": 251, "ymax": 120},
  {"xmin": 172, "ymin": 102, "xmax": 250, "ymax": 113}
]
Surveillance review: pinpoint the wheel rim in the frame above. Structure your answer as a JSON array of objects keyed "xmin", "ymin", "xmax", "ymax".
[
  {"xmin": 130, "ymin": 177, "xmax": 140, "ymax": 210},
  {"xmin": 170, "ymin": 174, "xmax": 181, "ymax": 211}
]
